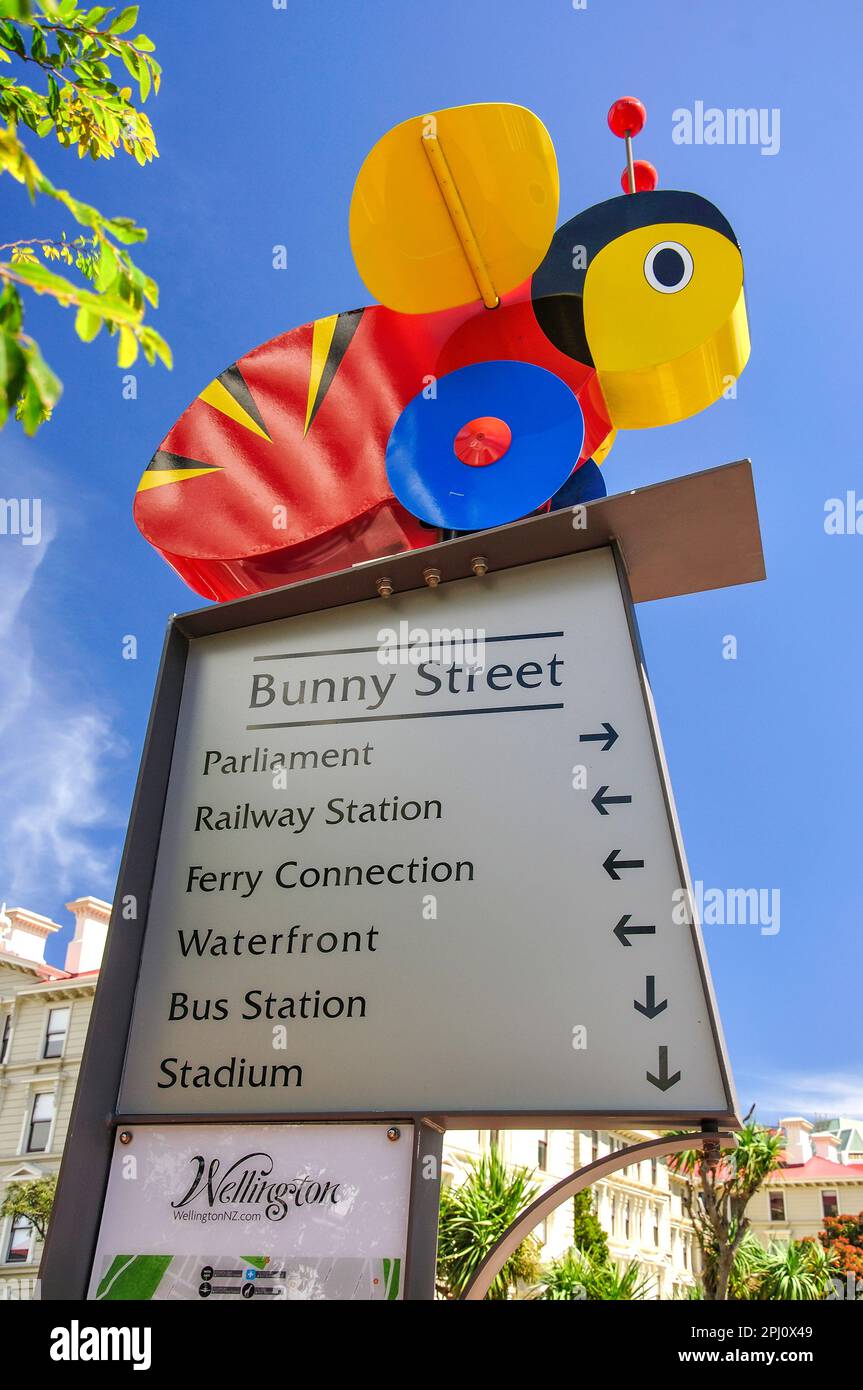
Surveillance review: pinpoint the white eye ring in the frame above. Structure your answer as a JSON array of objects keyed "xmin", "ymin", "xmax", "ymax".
[{"xmin": 644, "ymin": 241, "xmax": 694, "ymax": 294}]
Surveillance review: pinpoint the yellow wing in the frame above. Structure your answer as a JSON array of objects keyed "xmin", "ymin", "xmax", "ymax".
[{"xmin": 349, "ymin": 103, "xmax": 559, "ymax": 315}]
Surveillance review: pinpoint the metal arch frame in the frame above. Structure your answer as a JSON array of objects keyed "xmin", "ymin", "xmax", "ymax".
[{"xmin": 460, "ymin": 1129, "xmax": 737, "ymax": 1301}]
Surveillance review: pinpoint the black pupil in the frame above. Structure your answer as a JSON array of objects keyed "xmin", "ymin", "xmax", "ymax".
[{"xmin": 652, "ymin": 247, "xmax": 686, "ymax": 287}]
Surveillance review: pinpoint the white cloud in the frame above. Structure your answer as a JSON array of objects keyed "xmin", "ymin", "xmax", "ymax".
[
  {"xmin": 739, "ymin": 1070, "xmax": 863, "ymax": 1120},
  {"xmin": 0, "ymin": 493, "xmax": 125, "ymax": 906}
]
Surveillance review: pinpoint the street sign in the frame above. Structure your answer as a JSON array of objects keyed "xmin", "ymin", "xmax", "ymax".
[
  {"xmin": 87, "ymin": 1122, "xmax": 412, "ymax": 1301},
  {"xmin": 42, "ymin": 466, "xmax": 762, "ymax": 1299},
  {"xmin": 114, "ymin": 544, "xmax": 735, "ymax": 1123}
]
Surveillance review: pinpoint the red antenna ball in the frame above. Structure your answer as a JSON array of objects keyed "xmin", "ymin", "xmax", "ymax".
[
  {"xmin": 608, "ymin": 96, "xmax": 647, "ymax": 139},
  {"xmin": 620, "ymin": 160, "xmax": 658, "ymax": 194}
]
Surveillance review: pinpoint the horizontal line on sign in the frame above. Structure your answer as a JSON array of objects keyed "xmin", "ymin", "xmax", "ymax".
[
  {"xmin": 251, "ymin": 631, "xmax": 565, "ymax": 661},
  {"xmin": 246, "ymin": 703, "xmax": 565, "ymax": 730}
]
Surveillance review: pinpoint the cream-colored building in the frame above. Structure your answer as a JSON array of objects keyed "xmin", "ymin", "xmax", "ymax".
[
  {"xmin": 10, "ymin": 897, "xmax": 857, "ymax": 1301},
  {"xmin": 747, "ymin": 1116, "xmax": 863, "ymax": 1248},
  {"xmin": 444, "ymin": 1126, "xmax": 699, "ymax": 1298},
  {"xmin": 0, "ymin": 897, "xmax": 109, "ymax": 1300}
]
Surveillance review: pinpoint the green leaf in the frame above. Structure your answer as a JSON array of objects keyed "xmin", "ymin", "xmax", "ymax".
[
  {"xmin": 94, "ymin": 239, "xmax": 117, "ymax": 291},
  {"xmin": 0, "ymin": 327, "xmax": 28, "ymax": 423},
  {"xmin": 133, "ymin": 33, "xmax": 155, "ymax": 52},
  {"xmin": 142, "ymin": 326, "xmax": 171, "ymax": 369},
  {"xmin": 30, "ymin": 24, "xmax": 47, "ymax": 62},
  {"xmin": 75, "ymin": 305, "xmax": 102, "ymax": 341},
  {"xmin": 0, "ymin": 283, "xmax": 24, "ymax": 334},
  {"xmin": 47, "ymin": 73, "xmax": 60, "ymax": 117},
  {"xmin": 5, "ymin": 258, "xmax": 143, "ymax": 325},
  {"xmin": 102, "ymin": 215, "xmax": 146, "ymax": 245},
  {"xmin": 119, "ymin": 43, "xmax": 140, "ymax": 79},
  {"xmin": 109, "ymin": 6, "xmax": 139, "ymax": 34},
  {"xmin": 117, "ymin": 323, "xmax": 137, "ymax": 366},
  {"xmin": 1, "ymin": 23, "xmax": 26, "ymax": 57},
  {"xmin": 24, "ymin": 339, "xmax": 61, "ymax": 409}
]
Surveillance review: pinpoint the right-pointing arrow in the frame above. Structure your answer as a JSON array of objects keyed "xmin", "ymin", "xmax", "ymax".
[
  {"xmin": 603, "ymin": 849, "xmax": 645, "ymax": 880},
  {"xmin": 579, "ymin": 722, "xmax": 619, "ymax": 752},
  {"xmin": 634, "ymin": 975, "xmax": 668, "ymax": 1018},
  {"xmin": 613, "ymin": 915, "xmax": 656, "ymax": 946},
  {"xmin": 646, "ymin": 1045, "xmax": 681, "ymax": 1091}
]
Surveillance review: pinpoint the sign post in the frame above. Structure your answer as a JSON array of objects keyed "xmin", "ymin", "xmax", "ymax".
[{"xmin": 40, "ymin": 461, "xmax": 764, "ymax": 1300}]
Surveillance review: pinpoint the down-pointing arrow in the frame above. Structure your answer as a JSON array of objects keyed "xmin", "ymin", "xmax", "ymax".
[
  {"xmin": 646, "ymin": 1045, "xmax": 681, "ymax": 1091},
  {"xmin": 634, "ymin": 976, "xmax": 668, "ymax": 1018},
  {"xmin": 603, "ymin": 849, "xmax": 644, "ymax": 880},
  {"xmin": 613, "ymin": 915, "xmax": 655, "ymax": 946},
  {"xmin": 579, "ymin": 722, "xmax": 619, "ymax": 752},
  {"xmin": 592, "ymin": 785, "xmax": 632, "ymax": 816}
]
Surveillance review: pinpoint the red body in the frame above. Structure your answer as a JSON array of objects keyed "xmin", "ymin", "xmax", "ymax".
[{"xmin": 134, "ymin": 281, "xmax": 611, "ymax": 601}]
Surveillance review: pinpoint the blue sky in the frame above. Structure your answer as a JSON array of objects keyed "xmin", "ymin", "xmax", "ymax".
[{"xmin": 0, "ymin": 0, "xmax": 859, "ymax": 1124}]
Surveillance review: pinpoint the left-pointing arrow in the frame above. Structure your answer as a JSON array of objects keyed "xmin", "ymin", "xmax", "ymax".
[
  {"xmin": 591, "ymin": 785, "xmax": 633, "ymax": 816},
  {"xmin": 602, "ymin": 849, "xmax": 645, "ymax": 880},
  {"xmin": 646, "ymin": 1045, "xmax": 681, "ymax": 1091}
]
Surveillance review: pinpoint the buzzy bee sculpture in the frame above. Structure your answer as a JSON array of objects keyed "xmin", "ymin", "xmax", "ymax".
[{"xmin": 134, "ymin": 97, "xmax": 750, "ymax": 600}]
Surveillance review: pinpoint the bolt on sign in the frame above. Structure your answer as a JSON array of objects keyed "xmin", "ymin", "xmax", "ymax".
[{"xmin": 40, "ymin": 466, "xmax": 764, "ymax": 1301}]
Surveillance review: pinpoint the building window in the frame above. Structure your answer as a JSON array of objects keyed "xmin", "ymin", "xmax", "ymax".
[
  {"xmin": 0, "ymin": 1012, "xmax": 11, "ymax": 1063},
  {"xmin": 43, "ymin": 1006, "xmax": 70, "ymax": 1059},
  {"xmin": 591, "ymin": 1133, "xmax": 599, "ymax": 1163},
  {"xmin": 6, "ymin": 1216, "xmax": 33, "ymax": 1264},
  {"xmin": 537, "ymin": 1134, "xmax": 548, "ymax": 1170},
  {"xmin": 26, "ymin": 1092, "xmax": 55, "ymax": 1153},
  {"xmin": 651, "ymin": 1157, "xmax": 658, "ymax": 1186},
  {"xmin": 822, "ymin": 1191, "xmax": 839, "ymax": 1219},
  {"xmin": 769, "ymin": 1191, "xmax": 786, "ymax": 1223},
  {"xmin": 653, "ymin": 1208, "xmax": 660, "ymax": 1245},
  {"xmin": 683, "ymin": 1238, "xmax": 689, "ymax": 1270},
  {"xmin": 624, "ymin": 1202, "xmax": 630, "ymax": 1239}
]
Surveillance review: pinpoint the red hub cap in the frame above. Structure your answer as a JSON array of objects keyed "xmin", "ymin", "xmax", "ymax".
[{"xmin": 453, "ymin": 415, "xmax": 512, "ymax": 467}]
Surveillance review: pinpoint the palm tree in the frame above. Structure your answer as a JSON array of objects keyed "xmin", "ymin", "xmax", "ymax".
[
  {"xmin": 666, "ymin": 1117, "xmax": 785, "ymax": 1300},
  {"xmin": 436, "ymin": 1144, "xmax": 541, "ymax": 1299},
  {"xmin": 756, "ymin": 1239, "xmax": 838, "ymax": 1300},
  {"xmin": 722, "ymin": 1228, "xmax": 769, "ymax": 1299},
  {"xmin": 540, "ymin": 1246, "xmax": 653, "ymax": 1300}
]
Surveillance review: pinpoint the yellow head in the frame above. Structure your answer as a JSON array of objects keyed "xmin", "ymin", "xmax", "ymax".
[{"xmin": 532, "ymin": 190, "xmax": 750, "ymax": 430}]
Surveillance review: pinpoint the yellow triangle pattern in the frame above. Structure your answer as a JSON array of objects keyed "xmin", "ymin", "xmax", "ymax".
[
  {"xmin": 199, "ymin": 379, "xmax": 270, "ymax": 440},
  {"xmin": 303, "ymin": 314, "xmax": 338, "ymax": 437},
  {"xmin": 137, "ymin": 467, "xmax": 221, "ymax": 493}
]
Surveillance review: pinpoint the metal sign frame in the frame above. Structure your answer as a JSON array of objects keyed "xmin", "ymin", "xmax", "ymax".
[{"xmin": 40, "ymin": 461, "xmax": 763, "ymax": 1300}]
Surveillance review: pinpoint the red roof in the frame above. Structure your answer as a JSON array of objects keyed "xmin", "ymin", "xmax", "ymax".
[{"xmin": 767, "ymin": 1155, "xmax": 863, "ymax": 1183}]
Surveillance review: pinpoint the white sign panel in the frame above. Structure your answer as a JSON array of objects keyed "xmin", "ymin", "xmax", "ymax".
[
  {"xmin": 118, "ymin": 547, "xmax": 735, "ymax": 1120},
  {"xmin": 88, "ymin": 1123, "xmax": 412, "ymax": 1300}
]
